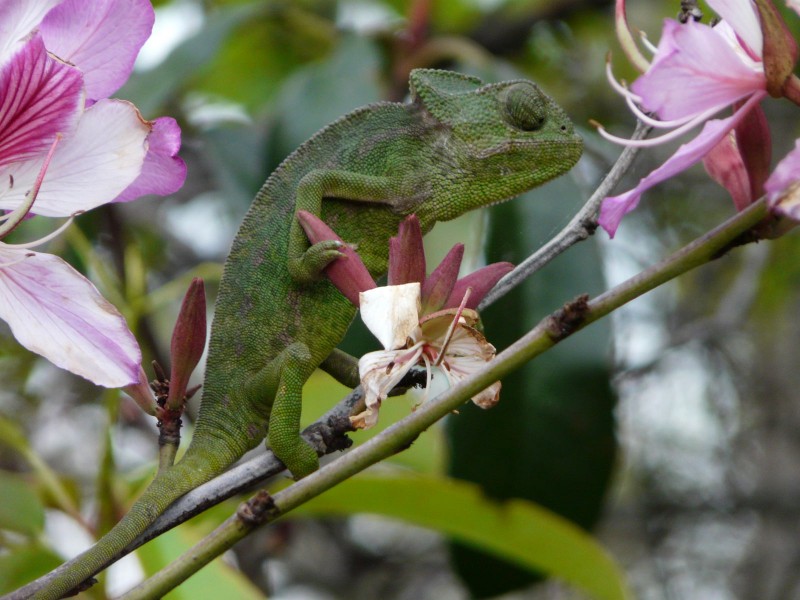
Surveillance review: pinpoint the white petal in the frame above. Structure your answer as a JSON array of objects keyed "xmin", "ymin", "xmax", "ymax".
[
  {"xmin": 355, "ymin": 345, "xmax": 423, "ymax": 429},
  {"xmin": 0, "ymin": 247, "xmax": 141, "ymax": 387},
  {"xmin": 0, "ymin": 0, "xmax": 62, "ymax": 65},
  {"xmin": 359, "ymin": 282, "xmax": 421, "ymax": 350},
  {"xmin": 0, "ymin": 99, "xmax": 148, "ymax": 217}
]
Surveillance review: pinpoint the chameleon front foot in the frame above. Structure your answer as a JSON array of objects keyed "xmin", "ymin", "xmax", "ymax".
[{"xmin": 287, "ymin": 239, "xmax": 345, "ymax": 283}]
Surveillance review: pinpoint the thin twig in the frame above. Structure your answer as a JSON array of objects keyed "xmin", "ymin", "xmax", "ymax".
[{"xmin": 479, "ymin": 120, "xmax": 652, "ymax": 310}]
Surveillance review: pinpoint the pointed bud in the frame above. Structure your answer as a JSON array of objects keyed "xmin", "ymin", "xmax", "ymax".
[
  {"xmin": 734, "ymin": 103, "xmax": 772, "ymax": 201},
  {"xmin": 296, "ymin": 210, "xmax": 375, "ymax": 306},
  {"xmin": 388, "ymin": 215, "xmax": 426, "ymax": 286},
  {"xmin": 420, "ymin": 243, "xmax": 463, "ymax": 314},
  {"xmin": 166, "ymin": 278, "xmax": 206, "ymax": 409},
  {"xmin": 444, "ymin": 262, "xmax": 514, "ymax": 310},
  {"xmin": 754, "ymin": 0, "xmax": 798, "ymax": 97},
  {"xmin": 123, "ymin": 366, "xmax": 157, "ymax": 416}
]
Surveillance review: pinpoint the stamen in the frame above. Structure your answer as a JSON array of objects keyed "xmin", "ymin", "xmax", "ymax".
[
  {"xmin": 639, "ymin": 30, "xmax": 657, "ymax": 55},
  {"xmin": 434, "ymin": 288, "xmax": 471, "ymax": 367},
  {"xmin": 605, "ymin": 60, "xmax": 644, "ymax": 104},
  {"xmin": 0, "ymin": 135, "xmax": 61, "ymax": 239},
  {"xmin": 2, "ymin": 215, "xmax": 75, "ymax": 249},
  {"xmin": 593, "ymin": 102, "xmax": 732, "ymax": 148}
]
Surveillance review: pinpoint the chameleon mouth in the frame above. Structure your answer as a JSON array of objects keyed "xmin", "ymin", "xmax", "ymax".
[{"xmin": 475, "ymin": 132, "xmax": 583, "ymax": 159}]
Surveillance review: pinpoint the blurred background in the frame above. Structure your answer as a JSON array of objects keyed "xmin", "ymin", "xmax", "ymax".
[{"xmin": 3, "ymin": 0, "xmax": 800, "ymax": 598}]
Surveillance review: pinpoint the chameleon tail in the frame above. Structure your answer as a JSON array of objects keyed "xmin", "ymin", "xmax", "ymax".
[{"xmin": 26, "ymin": 443, "xmax": 242, "ymax": 600}]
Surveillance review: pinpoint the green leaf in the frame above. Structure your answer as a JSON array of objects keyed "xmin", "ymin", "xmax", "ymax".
[
  {"xmin": 0, "ymin": 471, "xmax": 45, "ymax": 536},
  {"xmin": 136, "ymin": 525, "xmax": 265, "ymax": 600},
  {"xmin": 0, "ymin": 544, "xmax": 63, "ymax": 594},
  {"xmin": 447, "ymin": 172, "xmax": 617, "ymax": 596},
  {"xmin": 294, "ymin": 473, "xmax": 630, "ymax": 600}
]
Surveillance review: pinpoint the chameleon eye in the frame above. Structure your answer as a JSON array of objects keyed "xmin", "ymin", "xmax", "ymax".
[{"xmin": 502, "ymin": 84, "xmax": 546, "ymax": 132}]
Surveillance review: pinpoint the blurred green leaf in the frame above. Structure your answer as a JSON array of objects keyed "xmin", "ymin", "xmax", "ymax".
[
  {"xmin": 0, "ymin": 544, "xmax": 63, "ymax": 594},
  {"xmin": 0, "ymin": 471, "xmax": 45, "ymax": 536},
  {"xmin": 447, "ymin": 173, "xmax": 617, "ymax": 597},
  {"xmin": 136, "ymin": 526, "xmax": 265, "ymax": 600},
  {"xmin": 295, "ymin": 473, "xmax": 630, "ymax": 600},
  {"xmin": 121, "ymin": 3, "xmax": 266, "ymax": 115}
]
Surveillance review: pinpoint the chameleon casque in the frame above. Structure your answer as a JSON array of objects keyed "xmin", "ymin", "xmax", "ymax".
[{"xmin": 28, "ymin": 69, "xmax": 582, "ymax": 598}]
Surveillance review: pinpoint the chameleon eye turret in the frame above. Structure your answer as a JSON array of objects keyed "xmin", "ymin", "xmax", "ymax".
[{"xmin": 501, "ymin": 83, "xmax": 547, "ymax": 132}]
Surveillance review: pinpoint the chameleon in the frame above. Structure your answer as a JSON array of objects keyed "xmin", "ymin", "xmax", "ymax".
[{"xmin": 26, "ymin": 69, "xmax": 582, "ymax": 599}]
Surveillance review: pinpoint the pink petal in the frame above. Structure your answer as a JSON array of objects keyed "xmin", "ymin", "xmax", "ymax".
[
  {"xmin": 0, "ymin": 99, "xmax": 150, "ymax": 217},
  {"xmin": 706, "ymin": 0, "xmax": 763, "ymax": 58},
  {"xmin": 599, "ymin": 92, "xmax": 767, "ymax": 237},
  {"xmin": 0, "ymin": 248, "xmax": 141, "ymax": 387},
  {"xmin": 632, "ymin": 20, "xmax": 765, "ymax": 120},
  {"xmin": 113, "ymin": 117, "xmax": 186, "ymax": 202},
  {"xmin": 0, "ymin": 35, "xmax": 83, "ymax": 168},
  {"xmin": 703, "ymin": 130, "xmax": 753, "ymax": 211},
  {"xmin": 0, "ymin": 0, "xmax": 61, "ymax": 65},
  {"xmin": 40, "ymin": 0, "xmax": 154, "ymax": 101},
  {"xmin": 765, "ymin": 139, "xmax": 800, "ymax": 218}
]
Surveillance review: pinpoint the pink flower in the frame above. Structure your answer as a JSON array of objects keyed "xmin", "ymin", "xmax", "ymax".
[
  {"xmin": 764, "ymin": 140, "xmax": 800, "ymax": 218},
  {"xmin": 596, "ymin": 0, "xmax": 798, "ymax": 236},
  {"xmin": 0, "ymin": 0, "xmax": 187, "ymax": 387}
]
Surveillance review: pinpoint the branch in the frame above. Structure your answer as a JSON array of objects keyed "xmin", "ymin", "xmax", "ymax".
[
  {"xmin": 479, "ymin": 120, "xmax": 652, "ymax": 310},
  {"xmin": 121, "ymin": 198, "xmax": 771, "ymax": 599}
]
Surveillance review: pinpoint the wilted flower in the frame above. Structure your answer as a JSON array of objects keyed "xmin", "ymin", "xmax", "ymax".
[
  {"xmin": 0, "ymin": 0, "xmax": 186, "ymax": 387},
  {"xmin": 298, "ymin": 211, "xmax": 511, "ymax": 428}
]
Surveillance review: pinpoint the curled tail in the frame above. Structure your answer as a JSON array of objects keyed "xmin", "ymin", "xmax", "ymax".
[{"xmin": 20, "ymin": 442, "xmax": 243, "ymax": 600}]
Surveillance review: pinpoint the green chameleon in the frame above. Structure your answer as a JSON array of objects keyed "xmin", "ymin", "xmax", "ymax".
[{"xmin": 27, "ymin": 69, "xmax": 582, "ymax": 599}]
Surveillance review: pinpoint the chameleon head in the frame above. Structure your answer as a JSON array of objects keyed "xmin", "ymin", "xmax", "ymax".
[{"xmin": 409, "ymin": 69, "xmax": 583, "ymax": 218}]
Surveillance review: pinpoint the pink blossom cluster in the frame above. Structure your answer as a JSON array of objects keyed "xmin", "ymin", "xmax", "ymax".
[
  {"xmin": 598, "ymin": 0, "xmax": 800, "ymax": 236},
  {"xmin": 0, "ymin": 0, "xmax": 186, "ymax": 387}
]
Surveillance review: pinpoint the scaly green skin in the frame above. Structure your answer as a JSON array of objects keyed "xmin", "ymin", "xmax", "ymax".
[{"xmin": 29, "ymin": 70, "xmax": 581, "ymax": 599}]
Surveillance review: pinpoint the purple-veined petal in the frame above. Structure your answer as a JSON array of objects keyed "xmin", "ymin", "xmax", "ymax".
[
  {"xmin": 0, "ymin": 0, "xmax": 61, "ymax": 65},
  {"xmin": 765, "ymin": 139, "xmax": 800, "ymax": 218},
  {"xmin": 388, "ymin": 215, "xmax": 426, "ymax": 286},
  {"xmin": 0, "ymin": 248, "xmax": 141, "ymax": 387},
  {"xmin": 40, "ymin": 0, "xmax": 154, "ymax": 101},
  {"xmin": 0, "ymin": 35, "xmax": 83, "ymax": 169},
  {"xmin": 632, "ymin": 20, "xmax": 765, "ymax": 120},
  {"xmin": 0, "ymin": 99, "xmax": 149, "ymax": 217},
  {"xmin": 113, "ymin": 116, "xmax": 187, "ymax": 202},
  {"xmin": 599, "ymin": 91, "xmax": 768, "ymax": 236},
  {"xmin": 706, "ymin": 0, "xmax": 763, "ymax": 59}
]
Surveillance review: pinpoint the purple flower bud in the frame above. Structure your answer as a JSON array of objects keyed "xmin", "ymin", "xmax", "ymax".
[
  {"xmin": 296, "ymin": 210, "xmax": 376, "ymax": 305},
  {"xmin": 166, "ymin": 278, "xmax": 206, "ymax": 409},
  {"xmin": 388, "ymin": 215, "xmax": 426, "ymax": 286}
]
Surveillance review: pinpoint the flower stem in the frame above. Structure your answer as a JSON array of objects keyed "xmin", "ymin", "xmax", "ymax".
[{"xmin": 121, "ymin": 198, "xmax": 770, "ymax": 599}]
